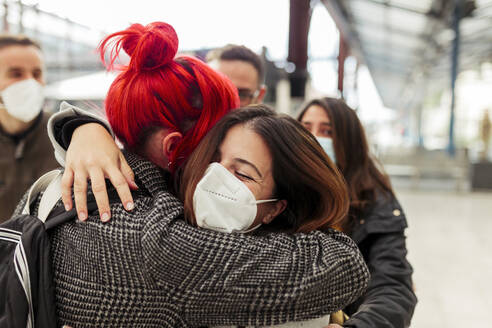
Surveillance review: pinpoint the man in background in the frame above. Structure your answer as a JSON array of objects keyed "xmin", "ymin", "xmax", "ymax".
[
  {"xmin": 0, "ymin": 34, "xmax": 57, "ymax": 221},
  {"xmin": 207, "ymin": 44, "xmax": 266, "ymax": 106}
]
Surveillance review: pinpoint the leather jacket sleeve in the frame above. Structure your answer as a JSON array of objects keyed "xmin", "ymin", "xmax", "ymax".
[{"xmin": 344, "ymin": 196, "xmax": 417, "ymax": 328}]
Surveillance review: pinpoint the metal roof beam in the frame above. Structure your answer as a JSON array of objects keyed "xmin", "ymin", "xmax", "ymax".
[
  {"xmin": 362, "ymin": 48, "xmax": 419, "ymax": 62},
  {"xmin": 366, "ymin": 58, "xmax": 413, "ymax": 74},
  {"xmin": 351, "ymin": 16, "xmax": 426, "ymax": 40},
  {"xmin": 320, "ymin": 0, "xmax": 366, "ymax": 63},
  {"xmin": 357, "ymin": 36, "xmax": 424, "ymax": 50},
  {"xmin": 350, "ymin": 0, "xmax": 433, "ymax": 17}
]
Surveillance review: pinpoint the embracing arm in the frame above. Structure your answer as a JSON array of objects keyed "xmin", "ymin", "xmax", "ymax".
[
  {"xmin": 47, "ymin": 101, "xmax": 115, "ymax": 166},
  {"xmin": 343, "ymin": 231, "xmax": 417, "ymax": 328},
  {"xmin": 47, "ymin": 102, "xmax": 137, "ymax": 221},
  {"xmin": 142, "ymin": 210, "xmax": 370, "ymax": 326}
]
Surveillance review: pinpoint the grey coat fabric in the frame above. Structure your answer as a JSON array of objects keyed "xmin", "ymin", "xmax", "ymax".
[{"xmin": 13, "ymin": 151, "xmax": 369, "ymax": 327}]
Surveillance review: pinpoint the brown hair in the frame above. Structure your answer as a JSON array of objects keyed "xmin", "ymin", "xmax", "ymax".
[
  {"xmin": 298, "ymin": 97, "xmax": 394, "ymax": 232},
  {"xmin": 0, "ymin": 34, "xmax": 41, "ymax": 51},
  {"xmin": 207, "ymin": 44, "xmax": 265, "ymax": 86},
  {"xmin": 180, "ymin": 104, "xmax": 349, "ymax": 233}
]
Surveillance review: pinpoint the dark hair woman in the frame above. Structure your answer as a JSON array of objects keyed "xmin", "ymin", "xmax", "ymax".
[
  {"xmin": 181, "ymin": 105, "xmax": 349, "ymax": 234},
  {"xmin": 298, "ymin": 97, "xmax": 417, "ymax": 328}
]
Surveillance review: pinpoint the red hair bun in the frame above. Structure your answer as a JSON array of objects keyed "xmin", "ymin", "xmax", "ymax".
[
  {"xmin": 100, "ymin": 22, "xmax": 178, "ymax": 71},
  {"xmin": 98, "ymin": 22, "xmax": 240, "ymax": 173}
]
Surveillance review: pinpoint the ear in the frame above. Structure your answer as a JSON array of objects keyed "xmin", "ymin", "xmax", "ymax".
[
  {"xmin": 256, "ymin": 85, "xmax": 267, "ymax": 103},
  {"xmin": 262, "ymin": 199, "xmax": 287, "ymax": 224},
  {"xmin": 161, "ymin": 131, "xmax": 183, "ymax": 159}
]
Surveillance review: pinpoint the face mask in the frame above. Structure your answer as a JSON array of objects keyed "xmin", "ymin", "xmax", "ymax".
[
  {"xmin": 317, "ymin": 136, "xmax": 337, "ymax": 163},
  {"xmin": 0, "ymin": 79, "xmax": 45, "ymax": 122},
  {"xmin": 193, "ymin": 162, "xmax": 277, "ymax": 233}
]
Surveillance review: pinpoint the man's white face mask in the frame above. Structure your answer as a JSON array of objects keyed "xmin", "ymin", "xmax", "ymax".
[
  {"xmin": 193, "ymin": 162, "xmax": 277, "ymax": 234},
  {"xmin": 1, "ymin": 79, "xmax": 45, "ymax": 122}
]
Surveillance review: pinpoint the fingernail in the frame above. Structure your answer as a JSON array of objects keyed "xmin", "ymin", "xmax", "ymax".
[
  {"xmin": 101, "ymin": 212, "xmax": 110, "ymax": 222},
  {"xmin": 126, "ymin": 202, "xmax": 134, "ymax": 211},
  {"xmin": 130, "ymin": 181, "xmax": 139, "ymax": 189},
  {"xmin": 64, "ymin": 204, "xmax": 71, "ymax": 211},
  {"xmin": 78, "ymin": 212, "xmax": 87, "ymax": 221}
]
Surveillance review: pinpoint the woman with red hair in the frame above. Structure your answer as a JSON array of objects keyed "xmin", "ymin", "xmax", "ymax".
[{"xmin": 26, "ymin": 22, "xmax": 369, "ymax": 327}]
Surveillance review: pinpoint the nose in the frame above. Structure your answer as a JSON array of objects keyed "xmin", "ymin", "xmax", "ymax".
[
  {"xmin": 310, "ymin": 125, "xmax": 321, "ymax": 137},
  {"xmin": 218, "ymin": 161, "xmax": 235, "ymax": 175}
]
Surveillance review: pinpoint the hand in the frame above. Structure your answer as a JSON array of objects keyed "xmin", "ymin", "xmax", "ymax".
[
  {"xmin": 324, "ymin": 325, "xmax": 343, "ymax": 328},
  {"xmin": 61, "ymin": 123, "xmax": 138, "ymax": 222}
]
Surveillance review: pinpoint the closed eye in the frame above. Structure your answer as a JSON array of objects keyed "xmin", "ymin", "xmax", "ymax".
[{"xmin": 236, "ymin": 171, "xmax": 254, "ymax": 181}]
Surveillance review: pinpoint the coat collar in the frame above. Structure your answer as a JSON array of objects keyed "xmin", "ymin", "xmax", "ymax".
[{"xmin": 123, "ymin": 150, "xmax": 171, "ymax": 197}]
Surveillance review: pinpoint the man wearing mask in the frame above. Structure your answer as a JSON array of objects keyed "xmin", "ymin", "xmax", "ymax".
[
  {"xmin": 0, "ymin": 34, "xmax": 57, "ymax": 221},
  {"xmin": 207, "ymin": 44, "xmax": 266, "ymax": 106}
]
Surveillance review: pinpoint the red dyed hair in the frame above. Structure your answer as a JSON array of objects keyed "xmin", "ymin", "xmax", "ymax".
[{"xmin": 99, "ymin": 22, "xmax": 240, "ymax": 172}]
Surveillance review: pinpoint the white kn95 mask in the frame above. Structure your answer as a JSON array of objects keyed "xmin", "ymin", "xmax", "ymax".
[{"xmin": 193, "ymin": 162, "xmax": 277, "ymax": 234}]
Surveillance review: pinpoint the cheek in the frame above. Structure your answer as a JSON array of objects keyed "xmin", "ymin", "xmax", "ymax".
[
  {"xmin": 36, "ymin": 76, "xmax": 45, "ymax": 85},
  {"xmin": 245, "ymin": 182, "xmax": 262, "ymax": 200},
  {"xmin": 256, "ymin": 178, "xmax": 276, "ymax": 201},
  {"xmin": 0, "ymin": 79, "xmax": 11, "ymax": 91},
  {"xmin": 240, "ymin": 99, "xmax": 252, "ymax": 107}
]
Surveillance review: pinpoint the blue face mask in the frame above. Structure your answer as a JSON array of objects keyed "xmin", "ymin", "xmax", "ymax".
[{"xmin": 316, "ymin": 137, "xmax": 337, "ymax": 163}]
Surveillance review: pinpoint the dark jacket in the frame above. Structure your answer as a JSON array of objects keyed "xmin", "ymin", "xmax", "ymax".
[
  {"xmin": 343, "ymin": 193, "xmax": 417, "ymax": 328},
  {"xmin": 13, "ymin": 150, "xmax": 370, "ymax": 327},
  {"xmin": 0, "ymin": 112, "xmax": 58, "ymax": 221}
]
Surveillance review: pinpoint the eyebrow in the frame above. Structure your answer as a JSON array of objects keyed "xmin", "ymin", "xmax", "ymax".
[
  {"xmin": 234, "ymin": 158, "xmax": 263, "ymax": 179},
  {"xmin": 302, "ymin": 120, "xmax": 331, "ymax": 126},
  {"xmin": 7, "ymin": 67, "xmax": 23, "ymax": 73}
]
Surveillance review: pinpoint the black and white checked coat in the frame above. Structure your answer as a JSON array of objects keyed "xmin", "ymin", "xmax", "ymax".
[{"xmin": 14, "ymin": 151, "xmax": 369, "ymax": 327}]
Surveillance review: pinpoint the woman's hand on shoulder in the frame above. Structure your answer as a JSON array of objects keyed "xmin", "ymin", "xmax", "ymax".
[{"xmin": 61, "ymin": 123, "xmax": 138, "ymax": 222}]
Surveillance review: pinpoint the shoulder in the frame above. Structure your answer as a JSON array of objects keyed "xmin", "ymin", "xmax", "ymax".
[
  {"xmin": 368, "ymin": 192, "xmax": 406, "ymax": 222},
  {"xmin": 351, "ymin": 192, "xmax": 407, "ymax": 243},
  {"xmin": 41, "ymin": 111, "xmax": 53, "ymax": 123},
  {"xmin": 32, "ymin": 111, "xmax": 53, "ymax": 142}
]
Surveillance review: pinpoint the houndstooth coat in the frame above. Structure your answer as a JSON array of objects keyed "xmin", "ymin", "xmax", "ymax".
[{"xmin": 13, "ymin": 103, "xmax": 369, "ymax": 327}]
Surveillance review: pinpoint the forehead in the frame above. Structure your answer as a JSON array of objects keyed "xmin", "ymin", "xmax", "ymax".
[
  {"xmin": 220, "ymin": 124, "xmax": 272, "ymax": 174},
  {"xmin": 217, "ymin": 59, "xmax": 259, "ymax": 90},
  {"xmin": 0, "ymin": 45, "xmax": 43, "ymax": 69},
  {"xmin": 301, "ymin": 105, "xmax": 331, "ymax": 123}
]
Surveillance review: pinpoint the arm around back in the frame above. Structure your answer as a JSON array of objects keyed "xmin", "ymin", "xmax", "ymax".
[{"xmin": 142, "ymin": 209, "xmax": 370, "ymax": 326}]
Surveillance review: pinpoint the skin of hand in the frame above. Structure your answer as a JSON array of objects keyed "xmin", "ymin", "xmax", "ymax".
[
  {"xmin": 324, "ymin": 325, "xmax": 343, "ymax": 328},
  {"xmin": 61, "ymin": 123, "xmax": 138, "ymax": 222}
]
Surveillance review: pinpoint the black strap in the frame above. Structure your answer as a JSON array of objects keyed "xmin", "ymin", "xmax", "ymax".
[
  {"xmin": 44, "ymin": 200, "xmax": 98, "ymax": 230},
  {"xmin": 44, "ymin": 190, "xmax": 121, "ymax": 230}
]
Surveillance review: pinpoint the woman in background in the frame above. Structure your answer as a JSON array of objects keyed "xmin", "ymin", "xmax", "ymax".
[{"xmin": 299, "ymin": 97, "xmax": 417, "ymax": 328}]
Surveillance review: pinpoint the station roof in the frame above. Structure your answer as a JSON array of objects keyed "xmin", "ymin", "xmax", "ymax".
[{"xmin": 322, "ymin": 0, "xmax": 492, "ymax": 109}]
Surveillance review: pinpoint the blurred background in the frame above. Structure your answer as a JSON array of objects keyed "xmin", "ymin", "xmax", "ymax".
[{"xmin": 2, "ymin": 0, "xmax": 491, "ymax": 326}]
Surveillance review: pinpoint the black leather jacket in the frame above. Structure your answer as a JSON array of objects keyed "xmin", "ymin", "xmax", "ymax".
[{"xmin": 343, "ymin": 193, "xmax": 417, "ymax": 328}]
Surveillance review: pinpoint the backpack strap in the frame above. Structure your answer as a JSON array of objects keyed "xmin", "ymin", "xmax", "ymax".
[
  {"xmin": 22, "ymin": 169, "xmax": 123, "ymax": 230},
  {"xmin": 22, "ymin": 169, "xmax": 63, "ymax": 222}
]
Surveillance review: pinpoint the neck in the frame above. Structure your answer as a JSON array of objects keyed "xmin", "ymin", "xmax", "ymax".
[{"xmin": 0, "ymin": 108, "xmax": 34, "ymax": 135}]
